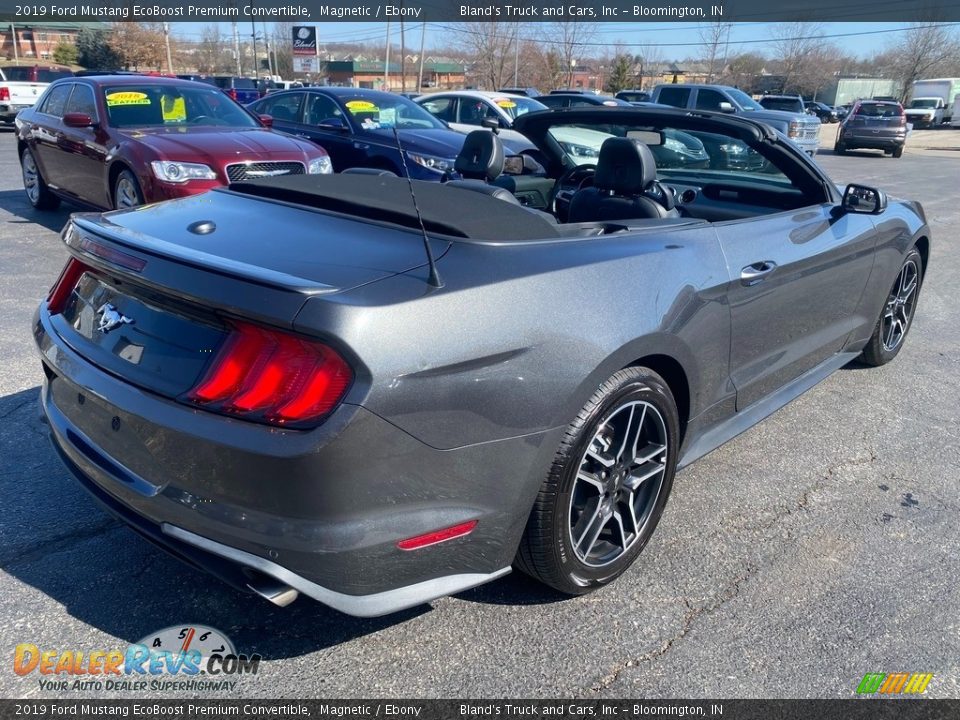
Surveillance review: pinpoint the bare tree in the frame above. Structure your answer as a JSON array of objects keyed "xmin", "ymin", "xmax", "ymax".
[
  {"xmin": 632, "ymin": 44, "xmax": 664, "ymax": 90},
  {"xmin": 457, "ymin": 23, "xmax": 518, "ymax": 89},
  {"xmin": 109, "ymin": 22, "xmax": 166, "ymax": 71},
  {"xmin": 885, "ymin": 22, "xmax": 960, "ymax": 100},
  {"xmin": 768, "ymin": 22, "xmax": 825, "ymax": 94},
  {"xmin": 699, "ymin": 21, "xmax": 733, "ymax": 83},
  {"xmin": 194, "ymin": 24, "xmax": 231, "ymax": 74},
  {"xmin": 544, "ymin": 21, "xmax": 597, "ymax": 88},
  {"xmin": 722, "ymin": 51, "xmax": 766, "ymax": 90}
]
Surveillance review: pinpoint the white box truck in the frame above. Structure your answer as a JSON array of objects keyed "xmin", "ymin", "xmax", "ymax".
[
  {"xmin": 910, "ymin": 78, "xmax": 960, "ymax": 124},
  {"xmin": 952, "ymin": 96, "xmax": 960, "ymax": 127}
]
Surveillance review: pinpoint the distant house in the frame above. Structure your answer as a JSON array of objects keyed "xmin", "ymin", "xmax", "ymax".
[{"xmin": 1, "ymin": 22, "xmax": 108, "ymax": 61}]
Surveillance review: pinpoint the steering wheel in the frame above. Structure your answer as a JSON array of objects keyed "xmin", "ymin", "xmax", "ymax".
[
  {"xmin": 551, "ymin": 163, "xmax": 597, "ymax": 218},
  {"xmin": 189, "ymin": 115, "xmax": 212, "ymax": 124}
]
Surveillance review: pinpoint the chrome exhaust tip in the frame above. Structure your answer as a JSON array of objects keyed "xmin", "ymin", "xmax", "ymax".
[{"xmin": 246, "ymin": 577, "xmax": 300, "ymax": 607}]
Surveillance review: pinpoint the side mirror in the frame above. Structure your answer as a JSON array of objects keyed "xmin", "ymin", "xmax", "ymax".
[
  {"xmin": 840, "ymin": 184, "xmax": 887, "ymax": 215},
  {"xmin": 63, "ymin": 112, "xmax": 94, "ymax": 128},
  {"xmin": 718, "ymin": 101, "xmax": 735, "ymax": 113},
  {"xmin": 482, "ymin": 117, "xmax": 500, "ymax": 134},
  {"xmin": 318, "ymin": 117, "xmax": 348, "ymax": 131},
  {"xmin": 258, "ymin": 114, "xmax": 273, "ymax": 128}
]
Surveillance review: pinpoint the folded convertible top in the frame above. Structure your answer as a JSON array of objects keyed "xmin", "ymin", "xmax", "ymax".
[{"xmin": 228, "ymin": 174, "xmax": 561, "ymax": 242}]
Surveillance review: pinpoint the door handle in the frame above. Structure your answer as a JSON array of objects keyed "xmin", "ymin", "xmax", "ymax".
[{"xmin": 740, "ymin": 261, "xmax": 777, "ymax": 286}]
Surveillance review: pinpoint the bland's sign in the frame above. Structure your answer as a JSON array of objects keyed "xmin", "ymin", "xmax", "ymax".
[{"xmin": 292, "ymin": 26, "xmax": 317, "ymax": 56}]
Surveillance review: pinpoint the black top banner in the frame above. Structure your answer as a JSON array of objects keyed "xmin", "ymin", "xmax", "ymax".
[{"xmin": 1, "ymin": 0, "xmax": 960, "ymax": 22}]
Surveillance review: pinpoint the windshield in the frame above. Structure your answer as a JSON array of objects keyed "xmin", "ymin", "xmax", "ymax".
[
  {"xmin": 856, "ymin": 103, "xmax": 902, "ymax": 118},
  {"xmin": 909, "ymin": 99, "xmax": 939, "ymax": 108},
  {"xmin": 727, "ymin": 88, "xmax": 763, "ymax": 111},
  {"xmin": 488, "ymin": 96, "xmax": 545, "ymax": 120},
  {"xmin": 546, "ymin": 122, "xmax": 788, "ymax": 186},
  {"xmin": 103, "ymin": 85, "xmax": 259, "ymax": 128},
  {"xmin": 342, "ymin": 95, "xmax": 446, "ymax": 130},
  {"xmin": 762, "ymin": 97, "xmax": 804, "ymax": 112}
]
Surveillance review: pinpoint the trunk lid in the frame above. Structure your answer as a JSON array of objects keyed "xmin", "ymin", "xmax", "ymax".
[
  {"xmin": 49, "ymin": 187, "xmax": 439, "ymax": 399},
  {"xmin": 82, "ymin": 188, "xmax": 437, "ymax": 294}
]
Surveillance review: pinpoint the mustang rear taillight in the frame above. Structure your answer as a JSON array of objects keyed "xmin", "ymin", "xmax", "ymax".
[
  {"xmin": 0, "ymin": 87, "xmax": 10, "ymax": 102},
  {"xmin": 47, "ymin": 257, "xmax": 91, "ymax": 314},
  {"xmin": 187, "ymin": 322, "xmax": 352, "ymax": 426}
]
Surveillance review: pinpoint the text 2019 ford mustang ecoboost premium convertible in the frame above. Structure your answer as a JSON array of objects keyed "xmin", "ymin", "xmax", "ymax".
[{"xmin": 34, "ymin": 107, "xmax": 929, "ymax": 617}]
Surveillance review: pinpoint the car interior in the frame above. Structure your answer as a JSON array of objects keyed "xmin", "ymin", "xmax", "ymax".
[
  {"xmin": 262, "ymin": 118, "xmax": 831, "ymax": 241},
  {"xmin": 428, "ymin": 127, "xmax": 822, "ymax": 230}
]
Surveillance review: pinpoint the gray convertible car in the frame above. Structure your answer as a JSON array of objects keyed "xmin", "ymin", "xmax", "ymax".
[{"xmin": 34, "ymin": 107, "xmax": 929, "ymax": 617}]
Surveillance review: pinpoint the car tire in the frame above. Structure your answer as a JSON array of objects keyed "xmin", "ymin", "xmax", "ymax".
[
  {"xmin": 20, "ymin": 147, "xmax": 60, "ymax": 211},
  {"xmin": 892, "ymin": 146, "xmax": 904, "ymax": 158},
  {"xmin": 113, "ymin": 169, "xmax": 144, "ymax": 209},
  {"xmin": 834, "ymin": 142, "xmax": 846, "ymax": 155},
  {"xmin": 859, "ymin": 248, "xmax": 922, "ymax": 367},
  {"xmin": 515, "ymin": 366, "xmax": 679, "ymax": 595}
]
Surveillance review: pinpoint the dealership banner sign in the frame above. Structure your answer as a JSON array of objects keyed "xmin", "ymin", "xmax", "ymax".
[
  {"xmin": 292, "ymin": 25, "xmax": 318, "ymax": 56},
  {"xmin": 0, "ymin": 699, "xmax": 958, "ymax": 719},
  {"xmin": 1, "ymin": 0, "xmax": 958, "ymax": 21}
]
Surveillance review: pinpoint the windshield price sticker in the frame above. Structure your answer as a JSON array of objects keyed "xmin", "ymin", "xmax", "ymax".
[{"xmin": 106, "ymin": 92, "xmax": 151, "ymax": 107}]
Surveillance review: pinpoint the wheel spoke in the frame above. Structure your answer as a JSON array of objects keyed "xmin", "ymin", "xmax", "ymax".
[
  {"xmin": 898, "ymin": 266, "xmax": 909, "ymax": 295},
  {"xmin": 885, "ymin": 318, "xmax": 897, "ymax": 349},
  {"xmin": 634, "ymin": 441, "xmax": 667, "ymax": 467},
  {"xmin": 612, "ymin": 510, "xmax": 630, "ymax": 551},
  {"xmin": 901, "ymin": 278, "xmax": 917, "ymax": 302},
  {"xmin": 576, "ymin": 470, "xmax": 605, "ymax": 493},
  {"xmin": 624, "ymin": 462, "xmax": 666, "ymax": 492},
  {"xmin": 585, "ymin": 447, "xmax": 616, "ymax": 468},
  {"xmin": 576, "ymin": 504, "xmax": 610, "ymax": 558},
  {"xmin": 614, "ymin": 405, "xmax": 636, "ymax": 462}
]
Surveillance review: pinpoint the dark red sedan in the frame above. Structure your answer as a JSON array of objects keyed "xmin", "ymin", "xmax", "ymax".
[{"xmin": 15, "ymin": 75, "xmax": 332, "ymax": 211}]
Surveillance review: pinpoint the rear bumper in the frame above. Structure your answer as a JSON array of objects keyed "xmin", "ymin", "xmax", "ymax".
[
  {"xmin": 0, "ymin": 104, "xmax": 30, "ymax": 121},
  {"xmin": 36, "ymin": 308, "xmax": 555, "ymax": 615},
  {"xmin": 839, "ymin": 131, "xmax": 906, "ymax": 150}
]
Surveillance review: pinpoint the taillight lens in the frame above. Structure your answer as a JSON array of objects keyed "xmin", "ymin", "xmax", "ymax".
[
  {"xmin": 227, "ymin": 88, "xmax": 238, "ymax": 102},
  {"xmin": 187, "ymin": 321, "xmax": 352, "ymax": 427},
  {"xmin": 0, "ymin": 86, "xmax": 10, "ymax": 102},
  {"xmin": 47, "ymin": 257, "xmax": 90, "ymax": 314}
]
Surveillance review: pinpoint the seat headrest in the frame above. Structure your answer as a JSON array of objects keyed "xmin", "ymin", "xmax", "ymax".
[
  {"xmin": 455, "ymin": 130, "xmax": 505, "ymax": 181},
  {"xmin": 593, "ymin": 138, "xmax": 657, "ymax": 195}
]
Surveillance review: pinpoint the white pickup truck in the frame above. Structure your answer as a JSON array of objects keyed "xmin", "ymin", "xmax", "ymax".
[{"xmin": 0, "ymin": 65, "xmax": 72, "ymax": 125}]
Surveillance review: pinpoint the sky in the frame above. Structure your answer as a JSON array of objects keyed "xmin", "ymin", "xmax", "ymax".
[{"xmin": 169, "ymin": 21, "xmax": 917, "ymax": 59}]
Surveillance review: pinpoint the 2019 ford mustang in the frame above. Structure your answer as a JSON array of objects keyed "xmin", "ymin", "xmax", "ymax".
[{"xmin": 34, "ymin": 107, "xmax": 929, "ymax": 617}]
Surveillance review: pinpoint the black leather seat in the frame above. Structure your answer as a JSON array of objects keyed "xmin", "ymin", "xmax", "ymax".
[
  {"xmin": 455, "ymin": 130, "xmax": 505, "ymax": 181},
  {"xmin": 568, "ymin": 138, "xmax": 679, "ymax": 223}
]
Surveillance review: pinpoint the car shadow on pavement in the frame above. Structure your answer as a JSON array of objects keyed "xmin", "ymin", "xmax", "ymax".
[
  {"xmin": 0, "ymin": 189, "xmax": 73, "ymax": 233},
  {"xmin": 0, "ymin": 386, "xmax": 433, "ymax": 658}
]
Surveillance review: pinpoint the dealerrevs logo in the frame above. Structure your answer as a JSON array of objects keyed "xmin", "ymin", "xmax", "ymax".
[{"xmin": 13, "ymin": 625, "xmax": 261, "ymax": 693}]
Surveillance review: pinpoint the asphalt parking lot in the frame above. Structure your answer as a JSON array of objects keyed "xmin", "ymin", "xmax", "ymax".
[{"xmin": 1, "ymin": 125, "xmax": 958, "ymax": 700}]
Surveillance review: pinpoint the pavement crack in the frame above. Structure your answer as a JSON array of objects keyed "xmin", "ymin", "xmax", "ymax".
[
  {"xmin": 585, "ymin": 563, "xmax": 760, "ymax": 695},
  {"xmin": 0, "ymin": 519, "xmax": 123, "ymax": 569},
  {"xmin": 583, "ymin": 451, "xmax": 878, "ymax": 695}
]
